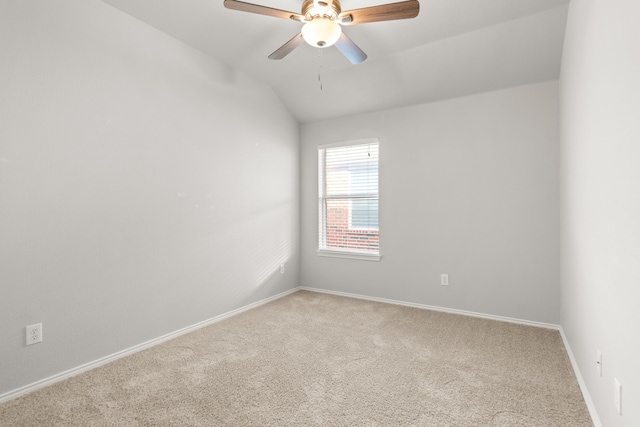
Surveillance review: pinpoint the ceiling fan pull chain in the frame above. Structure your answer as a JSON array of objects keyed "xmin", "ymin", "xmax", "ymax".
[{"xmin": 318, "ymin": 49, "xmax": 323, "ymax": 91}]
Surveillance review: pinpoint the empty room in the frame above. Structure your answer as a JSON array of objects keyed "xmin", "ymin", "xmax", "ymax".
[{"xmin": 1, "ymin": 0, "xmax": 638, "ymax": 426}]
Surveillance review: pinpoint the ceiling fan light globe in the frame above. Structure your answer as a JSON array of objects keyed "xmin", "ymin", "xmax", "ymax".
[{"xmin": 301, "ymin": 18, "xmax": 341, "ymax": 48}]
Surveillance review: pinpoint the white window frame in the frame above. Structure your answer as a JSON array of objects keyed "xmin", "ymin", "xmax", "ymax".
[{"xmin": 317, "ymin": 138, "xmax": 381, "ymax": 262}]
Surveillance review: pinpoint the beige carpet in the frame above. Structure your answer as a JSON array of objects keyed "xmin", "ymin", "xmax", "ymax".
[{"xmin": 0, "ymin": 290, "xmax": 593, "ymax": 426}]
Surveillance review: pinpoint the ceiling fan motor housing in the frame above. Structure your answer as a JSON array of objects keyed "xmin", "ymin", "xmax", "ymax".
[{"xmin": 301, "ymin": 0, "xmax": 342, "ymax": 20}]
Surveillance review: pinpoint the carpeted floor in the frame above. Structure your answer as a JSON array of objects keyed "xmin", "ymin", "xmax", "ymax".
[{"xmin": 0, "ymin": 290, "xmax": 593, "ymax": 426}]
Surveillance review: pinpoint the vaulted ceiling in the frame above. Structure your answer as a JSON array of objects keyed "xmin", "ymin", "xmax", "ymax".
[{"xmin": 101, "ymin": 0, "xmax": 569, "ymax": 123}]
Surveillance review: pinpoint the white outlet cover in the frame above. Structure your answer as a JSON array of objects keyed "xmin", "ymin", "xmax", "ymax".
[
  {"xmin": 26, "ymin": 323, "xmax": 43, "ymax": 345},
  {"xmin": 614, "ymin": 378, "xmax": 622, "ymax": 414},
  {"xmin": 596, "ymin": 349, "xmax": 602, "ymax": 376}
]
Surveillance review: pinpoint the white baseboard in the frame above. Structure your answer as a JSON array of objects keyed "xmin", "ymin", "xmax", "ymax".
[
  {"xmin": 299, "ymin": 286, "xmax": 561, "ymax": 329},
  {"xmin": 0, "ymin": 287, "xmax": 299, "ymax": 404},
  {"xmin": 559, "ymin": 327, "xmax": 602, "ymax": 427}
]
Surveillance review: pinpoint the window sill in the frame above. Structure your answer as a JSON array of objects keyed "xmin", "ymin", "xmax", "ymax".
[{"xmin": 316, "ymin": 249, "xmax": 381, "ymax": 262}]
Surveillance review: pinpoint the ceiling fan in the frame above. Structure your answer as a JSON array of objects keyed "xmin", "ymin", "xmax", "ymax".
[{"xmin": 223, "ymin": 0, "xmax": 420, "ymax": 64}]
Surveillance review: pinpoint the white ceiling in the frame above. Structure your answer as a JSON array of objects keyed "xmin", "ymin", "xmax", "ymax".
[{"xmin": 101, "ymin": 0, "xmax": 569, "ymax": 123}]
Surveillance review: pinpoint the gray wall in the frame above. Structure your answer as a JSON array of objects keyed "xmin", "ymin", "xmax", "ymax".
[
  {"xmin": 560, "ymin": 0, "xmax": 640, "ymax": 425},
  {"xmin": 301, "ymin": 82, "xmax": 560, "ymax": 324},
  {"xmin": 0, "ymin": 0, "xmax": 299, "ymax": 396}
]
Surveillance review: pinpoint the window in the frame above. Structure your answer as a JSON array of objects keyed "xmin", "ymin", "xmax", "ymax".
[{"xmin": 318, "ymin": 139, "xmax": 380, "ymax": 261}]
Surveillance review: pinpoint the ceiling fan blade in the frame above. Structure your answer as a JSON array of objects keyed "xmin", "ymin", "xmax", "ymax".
[
  {"xmin": 224, "ymin": 0, "xmax": 304, "ymax": 21},
  {"xmin": 339, "ymin": 0, "xmax": 419, "ymax": 25},
  {"xmin": 334, "ymin": 32, "xmax": 367, "ymax": 64},
  {"xmin": 268, "ymin": 33, "xmax": 305, "ymax": 60}
]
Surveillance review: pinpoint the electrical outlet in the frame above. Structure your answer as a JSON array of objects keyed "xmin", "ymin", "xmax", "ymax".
[
  {"xmin": 440, "ymin": 274, "xmax": 449, "ymax": 286},
  {"xmin": 614, "ymin": 378, "xmax": 622, "ymax": 415},
  {"xmin": 596, "ymin": 349, "xmax": 602, "ymax": 376},
  {"xmin": 280, "ymin": 264, "xmax": 285, "ymax": 274},
  {"xmin": 26, "ymin": 323, "xmax": 42, "ymax": 346}
]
